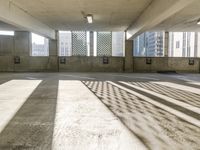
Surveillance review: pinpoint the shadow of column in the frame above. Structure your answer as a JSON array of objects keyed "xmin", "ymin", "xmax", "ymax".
[{"xmin": 0, "ymin": 79, "xmax": 58, "ymax": 150}]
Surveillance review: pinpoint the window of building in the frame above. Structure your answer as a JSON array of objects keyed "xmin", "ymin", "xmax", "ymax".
[
  {"xmin": 112, "ymin": 32, "xmax": 125, "ymax": 57},
  {"xmin": 93, "ymin": 32, "xmax": 97, "ymax": 56},
  {"xmin": 58, "ymin": 31, "xmax": 72, "ymax": 56},
  {"xmin": 0, "ymin": 31, "xmax": 14, "ymax": 36},
  {"xmin": 176, "ymin": 41, "xmax": 180, "ymax": 48},
  {"xmin": 86, "ymin": 31, "xmax": 90, "ymax": 56},
  {"xmin": 133, "ymin": 32, "xmax": 164, "ymax": 57},
  {"xmin": 31, "ymin": 33, "xmax": 49, "ymax": 56},
  {"xmin": 169, "ymin": 32, "xmax": 200, "ymax": 57}
]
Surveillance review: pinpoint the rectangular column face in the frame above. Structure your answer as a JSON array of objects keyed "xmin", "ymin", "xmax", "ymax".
[
  {"xmin": 164, "ymin": 32, "xmax": 169, "ymax": 57},
  {"xmin": 72, "ymin": 31, "xmax": 87, "ymax": 56},
  {"xmin": 97, "ymin": 32, "xmax": 112, "ymax": 56},
  {"xmin": 125, "ymin": 40, "xmax": 133, "ymax": 72},
  {"xmin": 89, "ymin": 31, "xmax": 94, "ymax": 56}
]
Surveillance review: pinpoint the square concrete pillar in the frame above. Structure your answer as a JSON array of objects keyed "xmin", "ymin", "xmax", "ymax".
[
  {"xmin": 48, "ymin": 31, "xmax": 58, "ymax": 71},
  {"xmin": 49, "ymin": 39, "xmax": 58, "ymax": 56},
  {"xmin": 125, "ymin": 40, "xmax": 133, "ymax": 72},
  {"xmin": 14, "ymin": 31, "xmax": 30, "ymax": 56},
  {"xmin": 49, "ymin": 31, "xmax": 58, "ymax": 56},
  {"xmin": 90, "ymin": 31, "xmax": 94, "ymax": 56},
  {"xmin": 164, "ymin": 31, "xmax": 169, "ymax": 57}
]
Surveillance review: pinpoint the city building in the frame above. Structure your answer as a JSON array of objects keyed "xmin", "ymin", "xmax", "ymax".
[
  {"xmin": 59, "ymin": 31, "xmax": 72, "ymax": 56},
  {"xmin": 133, "ymin": 32, "xmax": 164, "ymax": 57},
  {"xmin": 169, "ymin": 32, "xmax": 200, "ymax": 57},
  {"xmin": 32, "ymin": 37, "xmax": 49, "ymax": 56}
]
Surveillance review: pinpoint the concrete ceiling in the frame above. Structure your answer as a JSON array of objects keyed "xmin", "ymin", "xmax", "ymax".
[
  {"xmin": 153, "ymin": 1, "xmax": 200, "ymax": 32},
  {"xmin": 11, "ymin": 0, "xmax": 152, "ymax": 31},
  {"xmin": 1, "ymin": 0, "xmax": 200, "ymax": 39}
]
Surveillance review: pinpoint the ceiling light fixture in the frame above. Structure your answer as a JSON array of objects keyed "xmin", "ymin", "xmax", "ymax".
[
  {"xmin": 197, "ymin": 19, "xmax": 200, "ymax": 25},
  {"xmin": 87, "ymin": 15, "xmax": 93, "ymax": 24}
]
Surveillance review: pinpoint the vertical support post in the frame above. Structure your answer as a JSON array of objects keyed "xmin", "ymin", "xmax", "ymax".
[
  {"xmin": 49, "ymin": 31, "xmax": 59, "ymax": 71},
  {"xmin": 164, "ymin": 31, "xmax": 169, "ymax": 57},
  {"xmin": 125, "ymin": 32, "xmax": 133, "ymax": 72},
  {"xmin": 49, "ymin": 31, "xmax": 58, "ymax": 56},
  {"xmin": 90, "ymin": 31, "xmax": 94, "ymax": 56}
]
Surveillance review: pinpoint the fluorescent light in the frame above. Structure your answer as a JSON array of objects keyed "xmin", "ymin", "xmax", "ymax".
[{"xmin": 87, "ymin": 15, "xmax": 93, "ymax": 24}]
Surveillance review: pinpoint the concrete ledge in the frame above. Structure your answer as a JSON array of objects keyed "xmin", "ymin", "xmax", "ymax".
[
  {"xmin": 133, "ymin": 57, "xmax": 200, "ymax": 73},
  {"xmin": 0, "ymin": 56, "xmax": 199, "ymax": 73},
  {"xmin": 59, "ymin": 56, "xmax": 124, "ymax": 72}
]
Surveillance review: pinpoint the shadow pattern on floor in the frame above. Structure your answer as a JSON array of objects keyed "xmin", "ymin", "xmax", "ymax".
[
  {"xmin": 83, "ymin": 81, "xmax": 200, "ymax": 150},
  {"xmin": 129, "ymin": 82, "xmax": 200, "ymax": 107}
]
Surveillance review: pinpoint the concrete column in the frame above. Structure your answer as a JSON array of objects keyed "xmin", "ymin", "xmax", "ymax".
[
  {"xmin": 164, "ymin": 31, "xmax": 169, "ymax": 57},
  {"xmin": 48, "ymin": 31, "xmax": 59, "ymax": 71},
  {"xmin": 124, "ymin": 39, "xmax": 133, "ymax": 72},
  {"xmin": 14, "ymin": 31, "xmax": 30, "ymax": 72},
  {"xmin": 49, "ymin": 39, "xmax": 58, "ymax": 56},
  {"xmin": 14, "ymin": 31, "xmax": 30, "ymax": 56},
  {"xmin": 90, "ymin": 31, "xmax": 94, "ymax": 56}
]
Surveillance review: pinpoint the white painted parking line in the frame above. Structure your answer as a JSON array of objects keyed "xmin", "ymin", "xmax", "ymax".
[
  {"xmin": 0, "ymin": 80, "xmax": 41, "ymax": 133},
  {"xmin": 107, "ymin": 81, "xmax": 200, "ymax": 128},
  {"xmin": 120, "ymin": 81, "xmax": 200, "ymax": 115},
  {"xmin": 152, "ymin": 82, "xmax": 200, "ymax": 95},
  {"xmin": 52, "ymin": 80, "xmax": 147, "ymax": 150}
]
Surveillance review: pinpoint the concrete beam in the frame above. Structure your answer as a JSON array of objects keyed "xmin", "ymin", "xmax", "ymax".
[
  {"xmin": 126, "ymin": 0, "xmax": 196, "ymax": 40},
  {"xmin": 0, "ymin": 0, "xmax": 55, "ymax": 39}
]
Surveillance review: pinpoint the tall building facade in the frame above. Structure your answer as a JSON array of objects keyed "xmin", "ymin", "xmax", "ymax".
[
  {"xmin": 146, "ymin": 32, "xmax": 164, "ymax": 56},
  {"xmin": 134, "ymin": 33, "xmax": 146, "ymax": 56},
  {"xmin": 112, "ymin": 32, "xmax": 125, "ymax": 56},
  {"xmin": 59, "ymin": 31, "xmax": 72, "ymax": 56},
  {"xmin": 133, "ymin": 32, "xmax": 164, "ymax": 57},
  {"xmin": 169, "ymin": 32, "xmax": 200, "ymax": 57},
  {"xmin": 32, "ymin": 38, "xmax": 49, "ymax": 56}
]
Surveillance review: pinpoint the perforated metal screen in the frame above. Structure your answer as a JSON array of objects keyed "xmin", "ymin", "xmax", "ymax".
[
  {"xmin": 72, "ymin": 31, "xmax": 87, "ymax": 56},
  {"xmin": 97, "ymin": 32, "xmax": 112, "ymax": 56}
]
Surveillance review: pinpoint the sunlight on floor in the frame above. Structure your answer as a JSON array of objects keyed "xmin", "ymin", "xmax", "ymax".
[
  {"xmin": 52, "ymin": 80, "xmax": 146, "ymax": 150},
  {"xmin": 0, "ymin": 80, "xmax": 42, "ymax": 133}
]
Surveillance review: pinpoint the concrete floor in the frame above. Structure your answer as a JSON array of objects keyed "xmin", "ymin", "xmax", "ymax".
[{"xmin": 0, "ymin": 73, "xmax": 200, "ymax": 150}]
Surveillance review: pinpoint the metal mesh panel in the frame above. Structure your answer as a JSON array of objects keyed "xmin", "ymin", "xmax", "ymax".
[
  {"xmin": 72, "ymin": 31, "xmax": 87, "ymax": 56},
  {"xmin": 97, "ymin": 32, "xmax": 112, "ymax": 56}
]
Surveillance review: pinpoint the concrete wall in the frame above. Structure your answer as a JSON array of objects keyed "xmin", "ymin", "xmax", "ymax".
[
  {"xmin": 0, "ymin": 31, "xmax": 200, "ymax": 73},
  {"xmin": 0, "ymin": 35, "xmax": 14, "ymax": 71},
  {"xmin": 133, "ymin": 57, "xmax": 200, "ymax": 73},
  {"xmin": 59, "ymin": 57, "xmax": 124, "ymax": 72},
  {"xmin": 0, "ymin": 31, "xmax": 58, "ymax": 72}
]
